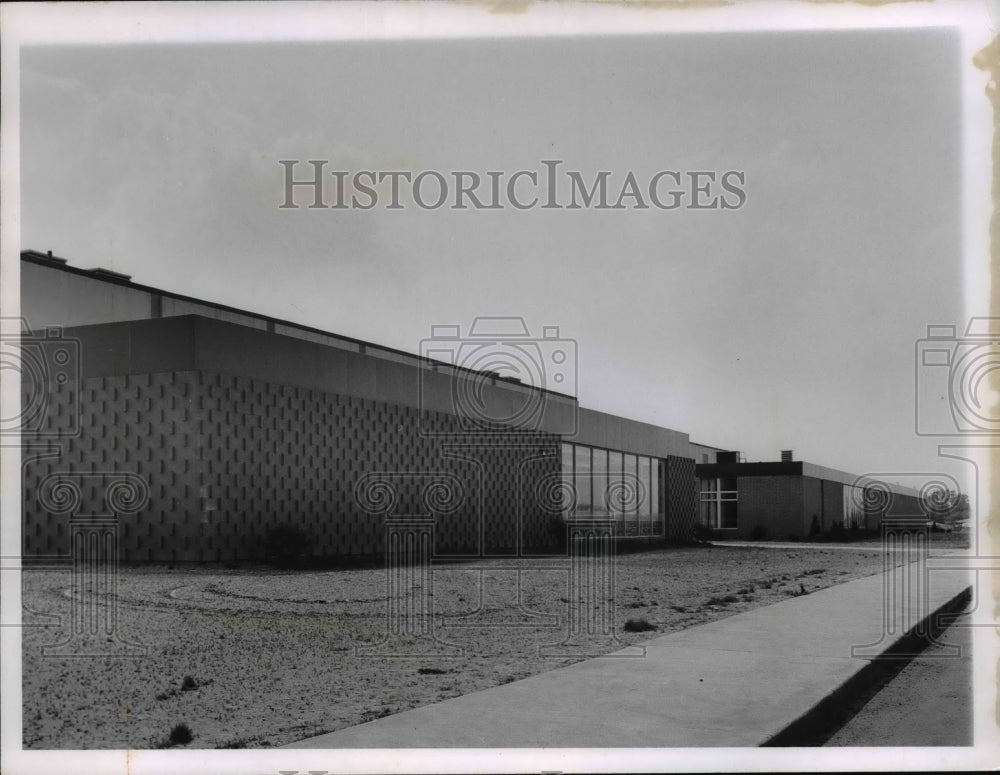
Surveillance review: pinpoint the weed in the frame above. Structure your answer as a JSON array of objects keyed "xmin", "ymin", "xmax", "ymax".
[
  {"xmin": 155, "ymin": 722, "xmax": 194, "ymax": 748},
  {"xmin": 623, "ymin": 618, "xmax": 657, "ymax": 633},
  {"xmin": 181, "ymin": 675, "xmax": 198, "ymax": 692},
  {"xmin": 171, "ymin": 723, "xmax": 193, "ymax": 745}
]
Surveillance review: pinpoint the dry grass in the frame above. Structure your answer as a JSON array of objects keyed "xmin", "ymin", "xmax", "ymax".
[{"xmin": 22, "ymin": 543, "xmax": 912, "ymax": 749}]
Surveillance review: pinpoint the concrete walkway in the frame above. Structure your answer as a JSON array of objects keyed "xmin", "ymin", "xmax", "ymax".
[
  {"xmin": 285, "ymin": 563, "xmax": 970, "ymax": 748},
  {"xmin": 709, "ymin": 540, "xmax": 903, "ymax": 552}
]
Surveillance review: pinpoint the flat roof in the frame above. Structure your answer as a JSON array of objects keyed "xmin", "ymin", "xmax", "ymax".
[
  {"xmin": 21, "ymin": 249, "xmax": 576, "ymax": 401},
  {"xmin": 695, "ymin": 460, "xmax": 922, "ymax": 497}
]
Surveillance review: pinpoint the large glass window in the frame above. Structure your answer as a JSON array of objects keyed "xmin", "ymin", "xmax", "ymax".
[{"xmin": 560, "ymin": 443, "xmax": 665, "ymax": 538}]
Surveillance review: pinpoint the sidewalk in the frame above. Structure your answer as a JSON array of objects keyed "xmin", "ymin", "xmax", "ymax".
[
  {"xmin": 709, "ymin": 540, "xmax": 902, "ymax": 552},
  {"xmin": 284, "ymin": 563, "xmax": 970, "ymax": 748}
]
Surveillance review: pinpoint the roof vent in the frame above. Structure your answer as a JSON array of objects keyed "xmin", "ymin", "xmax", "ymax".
[
  {"xmin": 781, "ymin": 450, "xmax": 793, "ymax": 463},
  {"xmin": 87, "ymin": 267, "xmax": 132, "ymax": 282}
]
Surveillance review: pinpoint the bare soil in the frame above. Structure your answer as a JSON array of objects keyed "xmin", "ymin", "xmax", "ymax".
[
  {"xmin": 21, "ymin": 543, "xmax": 917, "ymax": 749},
  {"xmin": 824, "ymin": 613, "xmax": 973, "ymax": 746}
]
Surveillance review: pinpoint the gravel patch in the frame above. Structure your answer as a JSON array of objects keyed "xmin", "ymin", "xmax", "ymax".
[{"xmin": 22, "ymin": 544, "xmax": 903, "ymax": 749}]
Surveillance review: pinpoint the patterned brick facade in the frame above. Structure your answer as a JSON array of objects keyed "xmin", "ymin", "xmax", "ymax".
[
  {"xmin": 23, "ymin": 370, "xmax": 561, "ymax": 562},
  {"xmin": 664, "ymin": 455, "xmax": 697, "ymax": 542}
]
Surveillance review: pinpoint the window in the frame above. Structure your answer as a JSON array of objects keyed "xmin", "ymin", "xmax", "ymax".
[
  {"xmin": 559, "ymin": 443, "xmax": 664, "ymax": 538},
  {"xmin": 699, "ymin": 478, "xmax": 738, "ymax": 530}
]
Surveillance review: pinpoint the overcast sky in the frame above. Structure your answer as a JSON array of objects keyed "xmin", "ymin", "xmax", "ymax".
[{"xmin": 19, "ymin": 26, "xmax": 968, "ymax": 477}]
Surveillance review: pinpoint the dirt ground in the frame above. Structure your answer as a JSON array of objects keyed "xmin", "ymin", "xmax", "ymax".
[
  {"xmin": 20, "ymin": 542, "xmax": 934, "ymax": 749},
  {"xmin": 824, "ymin": 612, "xmax": 973, "ymax": 747}
]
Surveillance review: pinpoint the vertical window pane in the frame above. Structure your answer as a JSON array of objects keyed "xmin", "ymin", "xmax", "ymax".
[
  {"xmin": 699, "ymin": 497, "xmax": 711, "ymax": 528},
  {"xmin": 638, "ymin": 457, "xmax": 651, "ymax": 536},
  {"xmin": 625, "ymin": 454, "xmax": 638, "ymax": 535},
  {"xmin": 575, "ymin": 445, "xmax": 592, "ymax": 514},
  {"xmin": 561, "ymin": 443, "xmax": 574, "ymax": 516},
  {"xmin": 651, "ymin": 459, "xmax": 661, "ymax": 535},
  {"xmin": 608, "ymin": 450, "xmax": 624, "ymax": 533},
  {"xmin": 721, "ymin": 501, "xmax": 738, "ymax": 529},
  {"xmin": 592, "ymin": 447, "xmax": 608, "ymax": 515}
]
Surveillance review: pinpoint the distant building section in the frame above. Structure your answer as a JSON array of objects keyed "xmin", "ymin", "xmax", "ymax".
[{"xmin": 696, "ymin": 454, "xmax": 927, "ymax": 540}]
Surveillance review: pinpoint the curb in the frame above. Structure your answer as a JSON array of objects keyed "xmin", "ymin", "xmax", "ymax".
[{"xmin": 761, "ymin": 584, "xmax": 973, "ymax": 747}]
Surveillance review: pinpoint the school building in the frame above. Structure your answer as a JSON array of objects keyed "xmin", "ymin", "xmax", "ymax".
[{"xmin": 17, "ymin": 249, "xmax": 926, "ymax": 562}]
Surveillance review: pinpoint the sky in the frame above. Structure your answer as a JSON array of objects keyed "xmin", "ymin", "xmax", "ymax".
[{"xmin": 17, "ymin": 24, "xmax": 972, "ymax": 479}]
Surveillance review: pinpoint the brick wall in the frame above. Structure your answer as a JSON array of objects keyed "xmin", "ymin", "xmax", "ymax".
[
  {"xmin": 803, "ymin": 477, "xmax": 823, "ymax": 534},
  {"xmin": 819, "ymin": 479, "xmax": 844, "ymax": 528},
  {"xmin": 735, "ymin": 475, "xmax": 805, "ymax": 539}
]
